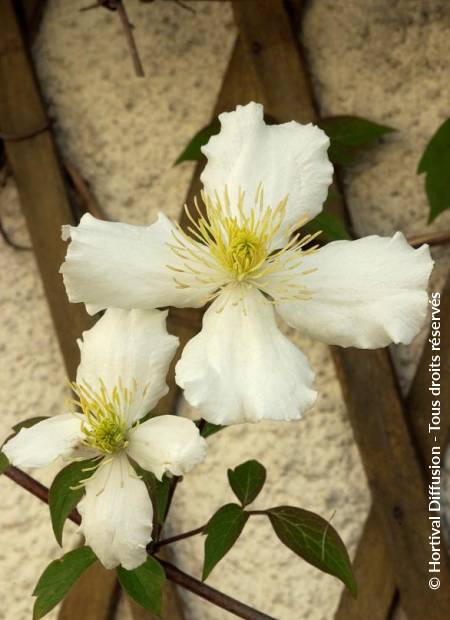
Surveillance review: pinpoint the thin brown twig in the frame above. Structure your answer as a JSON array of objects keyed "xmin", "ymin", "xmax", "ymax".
[
  {"xmin": 0, "ymin": 217, "xmax": 32, "ymax": 251},
  {"xmin": 64, "ymin": 160, "xmax": 106, "ymax": 221},
  {"xmin": 2, "ymin": 466, "xmax": 274, "ymax": 620},
  {"xmin": 4, "ymin": 466, "xmax": 81, "ymax": 523},
  {"xmin": 155, "ymin": 508, "xmax": 268, "ymax": 549},
  {"xmin": 407, "ymin": 228, "xmax": 450, "ymax": 248},
  {"xmin": 154, "ymin": 524, "xmax": 205, "ymax": 549},
  {"xmin": 79, "ymin": 1, "xmax": 144, "ymax": 77},
  {"xmin": 159, "ymin": 419, "xmax": 207, "ymax": 532},
  {"xmin": 158, "ymin": 559, "xmax": 277, "ymax": 620},
  {"xmin": 116, "ymin": 2, "xmax": 145, "ymax": 77}
]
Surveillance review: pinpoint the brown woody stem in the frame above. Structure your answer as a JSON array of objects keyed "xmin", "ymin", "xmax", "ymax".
[
  {"xmin": 154, "ymin": 524, "xmax": 206, "ymax": 549},
  {"xmin": 3, "ymin": 466, "xmax": 274, "ymax": 620}
]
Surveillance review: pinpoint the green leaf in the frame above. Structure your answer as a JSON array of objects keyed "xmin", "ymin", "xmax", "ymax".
[
  {"xmin": 33, "ymin": 546, "xmax": 97, "ymax": 619},
  {"xmin": 308, "ymin": 211, "xmax": 350, "ymax": 242},
  {"xmin": 12, "ymin": 416, "xmax": 49, "ymax": 433},
  {"xmin": 174, "ymin": 119, "xmax": 220, "ymax": 165},
  {"xmin": 417, "ymin": 118, "xmax": 450, "ymax": 222},
  {"xmin": 195, "ymin": 420, "xmax": 225, "ymax": 438},
  {"xmin": 301, "ymin": 188, "xmax": 350, "ymax": 243},
  {"xmin": 138, "ymin": 411, "xmax": 155, "ymax": 425},
  {"xmin": 129, "ymin": 462, "xmax": 170, "ymax": 525},
  {"xmin": 49, "ymin": 458, "xmax": 99, "ymax": 546},
  {"xmin": 268, "ymin": 506, "xmax": 357, "ymax": 596},
  {"xmin": 202, "ymin": 503, "xmax": 249, "ymax": 580},
  {"xmin": 319, "ymin": 116, "xmax": 394, "ymax": 165},
  {"xmin": 146, "ymin": 474, "xmax": 171, "ymax": 525},
  {"xmin": 227, "ymin": 460, "xmax": 266, "ymax": 507},
  {"xmin": 0, "ymin": 451, "xmax": 9, "ymax": 475},
  {"xmin": 117, "ymin": 556, "xmax": 165, "ymax": 616}
]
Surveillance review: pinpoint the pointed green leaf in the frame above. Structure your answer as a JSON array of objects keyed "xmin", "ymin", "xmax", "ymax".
[
  {"xmin": 174, "ymin": 119, "xmax": 220, "ymax": 165},
  {"xmin": 319, "ymin": 116, "xmax": 394, "ymax": 165},
  {"xmin": 195, "ymin": 420, "xmax": 225, "ymax": 438},
  {"xmin": 12, "ymin": 416, "xmax": 49, "ymax": 433},
  {"xmin": 268, "ymin": 506, "xmax": 356, "ymax": 596},
  {"xmin": 0, "ymin": 451, "xmax": 9, "ymax": 475},
  {"xmin": 49, "ymin": 458, "xmax": 99, "ymax": 545},
  {"xmin": 417, "ymin": 118, "xmax": 450, "ymax": 222},
  {"xmin": 33, "ymin": 546, "xmax": 97, "ymax": 619},
  {"xmin": 227, "ymin": 460, "xmax": 266, "ymax": 507},
  {"xmin": 146, "ymin": 473, "xmax": 171, "ymax": 524},
  {"xmin": 129, "ymin": 462, "xmax": 170, "ymax": 525},
  {"xmin": 202, "ymin": 503, "xmax": 248, "ymax": 580},
  {"xmin": 308, "ymin": 211, "xmax": 350, "ymax": 242},
  {"xmin": 304, "ymin": 188, "xmax": 350, "ymax": 242},
  {"xmin": 117, "ymin": 556, "xmax": 165, "ymax": 616},
  {"xmin": 138, "ymin": 411, "xmax": 155, "ymax": 425}
]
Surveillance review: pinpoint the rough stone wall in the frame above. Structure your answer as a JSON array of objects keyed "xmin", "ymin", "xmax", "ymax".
[{"xmin": 0, "ymin": 1, "xmax": 449, "ymax": 619}]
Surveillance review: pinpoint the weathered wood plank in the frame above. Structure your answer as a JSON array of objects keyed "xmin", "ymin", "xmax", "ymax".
[
  {"xmin": 0, "ymin": 4, "xmax": 122, "ymax": 619},
  {"xmin": 341, "ymin": 274, "xmax": 450, "ymax": 620},
  {"xmin": 0, "ymin": 0, "xmax": 93, "ymax": 379},
  {"xmin": 406, "ymin": 276, "xmax": 450, "ymax": 463},
  {"xmin": 159, "ymin": 3, "xmax": 392, "ymax": 617},
  {"xmin": 154, "ymin": 37, "xmax": 264, "ymax": 418},
  {"xmin": 15, "ymin": 0, "xmax": 47, "ymax": 42},
  {"xmin": 232, "ymin": 1, "xmax": 450, "ymax": 619},
  {"xmin": 0, "ymin": 4, "xmax": 184, "ymax": 620},
  {"xmin": 58, "ymin": 564, "xmax": 119, "ymax": 620},
  {"xmin": 335, "ymin": 508, "xmax": 395, "ymax": 620},
  {"xmin": 0, "ymin": 3, "xmax": 122, "ymax": 619}
]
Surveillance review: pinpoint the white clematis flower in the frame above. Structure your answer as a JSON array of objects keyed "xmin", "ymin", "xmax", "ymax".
[
  {"xmin": 2, "ymin": 309, "xmax": 206, "ymax": 570},
  {"xmin": 60, "ymin": 102, "xmax": 433, "ymax": 425}
]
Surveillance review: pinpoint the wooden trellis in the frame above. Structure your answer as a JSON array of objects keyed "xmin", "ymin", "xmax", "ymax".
[{"xmin": 0, "ymin": 1, "xmax": 449, "ymax": 619}]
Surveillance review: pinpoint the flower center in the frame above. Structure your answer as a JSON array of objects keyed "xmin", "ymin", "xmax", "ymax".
[
  {"xmin": 85, "ymin": 413, "xmax": 128, "ymax": 454},
  {"xmin": 220, "ymin": 224, "xmax": 267, "ymax": 280},
  {"xmin": 167, "ymin": 186, "xmax": 320, "ymax": 305},
  {"xmin": 71, "ymin": 380, "xmax": 132, "ymax": 454}
]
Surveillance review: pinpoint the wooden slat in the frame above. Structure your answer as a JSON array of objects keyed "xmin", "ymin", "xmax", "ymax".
[
  {"xmin": 0, "ymin": 4, "xmax": 120, "ymax": 619},
  {"xmin": 128, "ymin": 577, "xmax": 186, "ymax": 620},
  {"xmin": 335, "ymin": 508, "xmax": 395, "ymax": 620},
  {"xmin": 0, "ymin": 4, "xmax": 184, "ymax": 620},
  {"xmin": 231, "ymin": 1, "xmax": 450, "ymax": 619},
  {"xmin": 15, "ymin": 0, "xmax": 47, "ymax": 42},
  {"xmin": 154, "ymin": 35, "xmax": 266, "ymax": 417},
  {"xmin": 406, "ymin": 275, "xmax": 450, "ymax": 463},
  {"xmin": 155, "ymin": 3, "xmax": 390, "ymax": 618},
  {"xmin": 0, "ymin": 0, "xmax": 93, "ymax": 379},
  {"xmin": 339, "ymin": 274, "xmax": 450, "ymax": 620},
  {"xmin": 58, "ymin": 565, "xmax": 119, "ymax": 620}
]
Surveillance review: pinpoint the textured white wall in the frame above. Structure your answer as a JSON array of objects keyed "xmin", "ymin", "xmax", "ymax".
[{"xmin": 0, "ymin": 1, "xmax": 449, "ymax": 619}]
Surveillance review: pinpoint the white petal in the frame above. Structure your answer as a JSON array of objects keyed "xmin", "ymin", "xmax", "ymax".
[
  {"xmin": 77, "ymin": 308, "xmax": 178, "ymax": 424},
  {"xmin": 127, "ymin": 415, "xmax": 206, "ymax": 481},
  {"xmin": 276, "ymin": 233, "xmax": 433, "ymax": 348},
  {"xmin": 78, "ymin": 454, "xmax": 153, "ymax": 570},
  {"xmin": 201, "ymin": 102, "xmax": 333, "ymax": 242},
  {"xmin": 60, "ymin": 212, "xmax": 214, "ymax": 314},
  {"xmin": 2, "ymin": 414, "xmax": 83, "ymax": 468},
  {"xmin": 175, "ymin": 286, "xmax": 317, "ymax": 424}
]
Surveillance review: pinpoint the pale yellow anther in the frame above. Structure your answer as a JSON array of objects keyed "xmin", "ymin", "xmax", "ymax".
[
  {"xmin": 70, "ymin": 380, "xmax": 133, "ymax": 455},
  {"xmin": 168, "ymin": 186, "xmax": 320, "ymax": 305}
]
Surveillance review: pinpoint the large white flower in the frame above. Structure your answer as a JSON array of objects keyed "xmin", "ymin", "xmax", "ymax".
[
  {"xmin": 60, "ymin": 102, "xmax": 433, "ymax": 425},
  {"xmin": 2, "ymin": 309, "xmax": 206, "ymax": 570}
]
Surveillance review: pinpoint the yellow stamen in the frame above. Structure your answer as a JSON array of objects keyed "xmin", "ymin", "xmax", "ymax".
[
  {"xmin": 168, "ymin": 186, "xmax": 320, "ymax": 304},
  {"xmin": 70, "ymin": 379, "xmax": 135, "ymax": 455}
]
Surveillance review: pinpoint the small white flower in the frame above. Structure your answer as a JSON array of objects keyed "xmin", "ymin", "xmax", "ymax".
[
  {"xmin": 3, "ymin": 309, "xmax": 206, "ymax": 570},
  {"xmin": 60, "ymin": 102, "xmax": 433, "ymax": 425}
]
